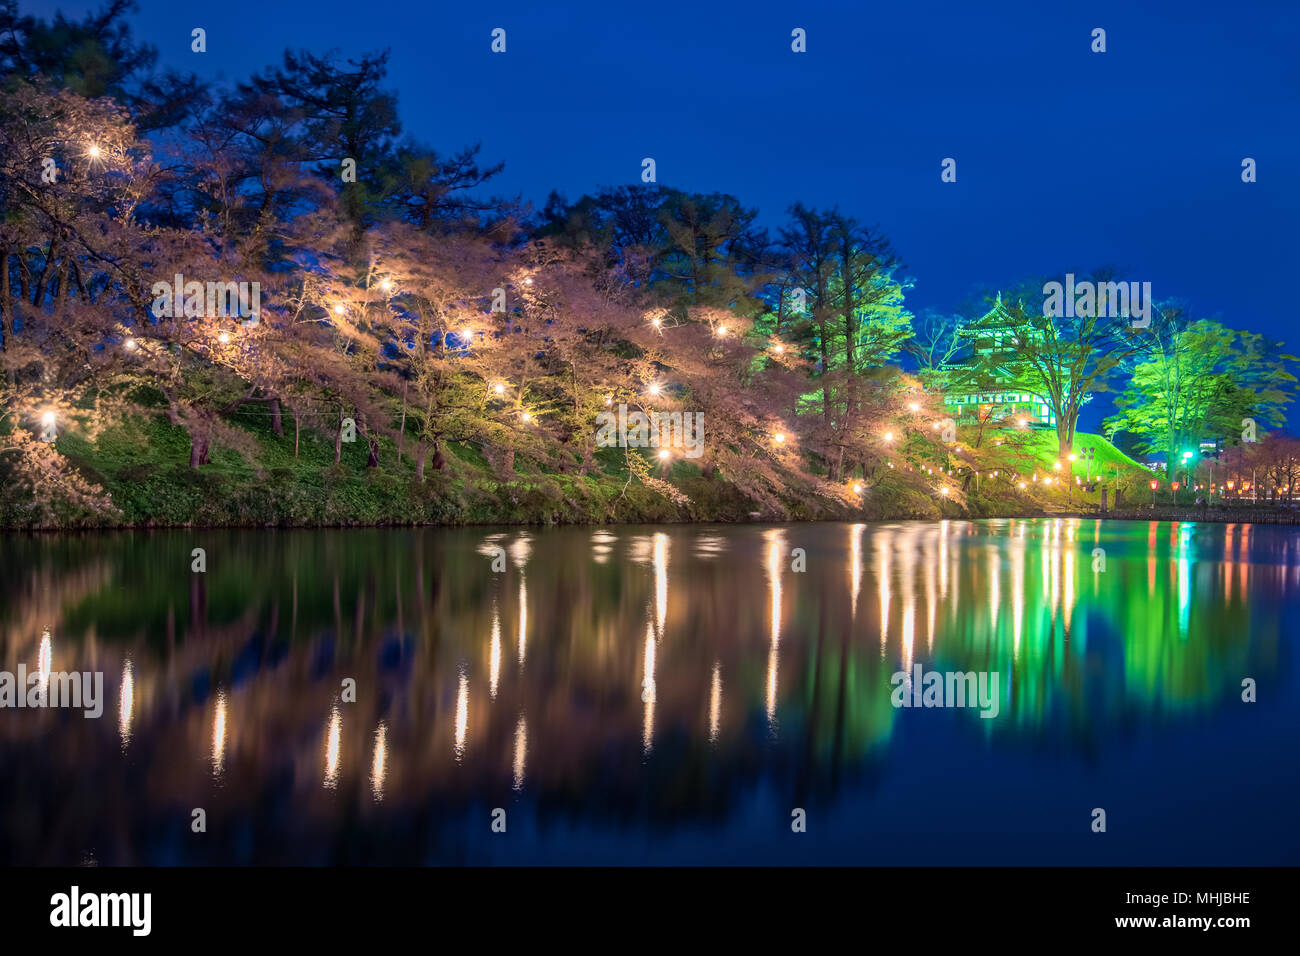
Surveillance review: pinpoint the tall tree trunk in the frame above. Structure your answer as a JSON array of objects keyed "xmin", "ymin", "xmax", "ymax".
[
  {"xmin": 268, "ymin": 396, "xmax": 283, "ymax": 436},
  {"xmin": 359, "ymin": 419, "xmax": 379, "ymax": 468},
  {"xmin": 416, "ymin": 438, "xmax": 427, "ymax": 482},
  {"xmin": 33, "ymin": 239, "xmax": 56, "ymax": 306},
  {"xmin": 294, "ymin": 409, "xmax": 300, "ymax": 457},
  {"xmin": 396, "ymin": 381, "xmax": 407, "ymax": 465},
  {"xmin": 841, "ymin": 236, "xmax": 856, "ymax": 374},
  {"xmin": 1, "ymin": 244, "xmax": 11, "ymax": 351},
  {"xmin": 17, "ymin": 256, "xmax": 31, "ymax": 305},
  {"xmin": 334, "ymin": 407, "xmax": 344, "ymax": 464},
  {"xmin": 189, "ymin": 425, "xmax": 210, "ymax": 468}
]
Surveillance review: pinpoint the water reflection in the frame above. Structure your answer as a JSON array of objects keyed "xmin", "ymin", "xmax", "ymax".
[
  {"xmin": 37, "ymin": 629, "xmax": 51, "ymax": 695},
  {"xmin": 512, "ymin": 716, "xmax": 527, "ymax": 791},
  {"xmin": 642, "ymin": 621, "xmax": 656, "ymax": 754},
  {"xmin": 118, "ymin": 660, "xmax": 134, "ymax": 749},
  {"xmin": 0, "ymin": 520, "xmax": 1295, "ymax": 865},
  {"xmin": 371, "ymin": 722, "xmax": 388, "ymax": 802},
  {"xmin": 764, "ymin": 528, "xmax": 784, "ymax": 728},
  {"xmin": 323, "ymin": 703, "xmax": 341, "ymax": 789},
  {"xmin": 454, "ymin": 669, "xmax": 469, "ymax": 762},
  {"xmin": 212, "ymin": 689, "xmax": 228, "ymax": 778}
]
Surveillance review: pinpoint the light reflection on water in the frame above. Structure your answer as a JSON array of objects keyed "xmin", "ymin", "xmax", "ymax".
[{"xmin": 0, "ymin": 520, "xmax": 1296, "ymax": 865}]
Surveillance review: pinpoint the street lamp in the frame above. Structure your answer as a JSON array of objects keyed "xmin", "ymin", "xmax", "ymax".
[{"xmin": 1150, "ymin": 479, "xmax": 1158, "ymax": 508}]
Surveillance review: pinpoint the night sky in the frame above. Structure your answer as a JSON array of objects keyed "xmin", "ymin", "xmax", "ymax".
[{"xmin": 28, "ymin": 0, "xmax": 1300, "ymax": 426}]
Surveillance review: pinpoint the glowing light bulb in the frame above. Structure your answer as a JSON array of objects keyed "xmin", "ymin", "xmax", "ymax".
[
  {"xmin": 87, "ymin": 145, "xmax": 101, "ymax": 159},
  {"xmin": 648, "ymin": 383, "xmax": 661, "ymax": 396},
  {"xmin": 493, "ymin": 383, "xmax": 506, "ymax": 395},
  {"xmin": 658, "ymin": 449, "xmax": 670, "ymax": 460},
  {"xmin": 883, "ymin": 431, "xmax": 893, "ymax": 441},
  {"xmin": 379, "ymin": 278, "xmax": 393, "ymax": 292},
  {"xmin": 773, "ymin": 432, "xmax": 785, "ymax": 444},
  {"xmin": 852, "ymin": 483, "xmax": 864, "ymax": 494},
  {"xmin": 124, "ymin": 338, "xmax": 137, "ymax": 350},
  {"xmin": 218, "ymin": 332, "xmax": 230, "ymax": 344},
  {"xmin": 908, "ymin": 402, "xmax": 919, "ymax": 411}
]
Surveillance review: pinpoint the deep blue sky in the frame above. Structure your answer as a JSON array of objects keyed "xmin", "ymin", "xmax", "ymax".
[{"xmin": 31, "ymin": 0, "xmax": 1300, "ymax": 425}]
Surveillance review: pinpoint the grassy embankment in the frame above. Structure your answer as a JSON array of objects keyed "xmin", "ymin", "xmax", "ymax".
[{"xmin": 3, "ymin": 393, "xmax": 1155, "ymax": 529}]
